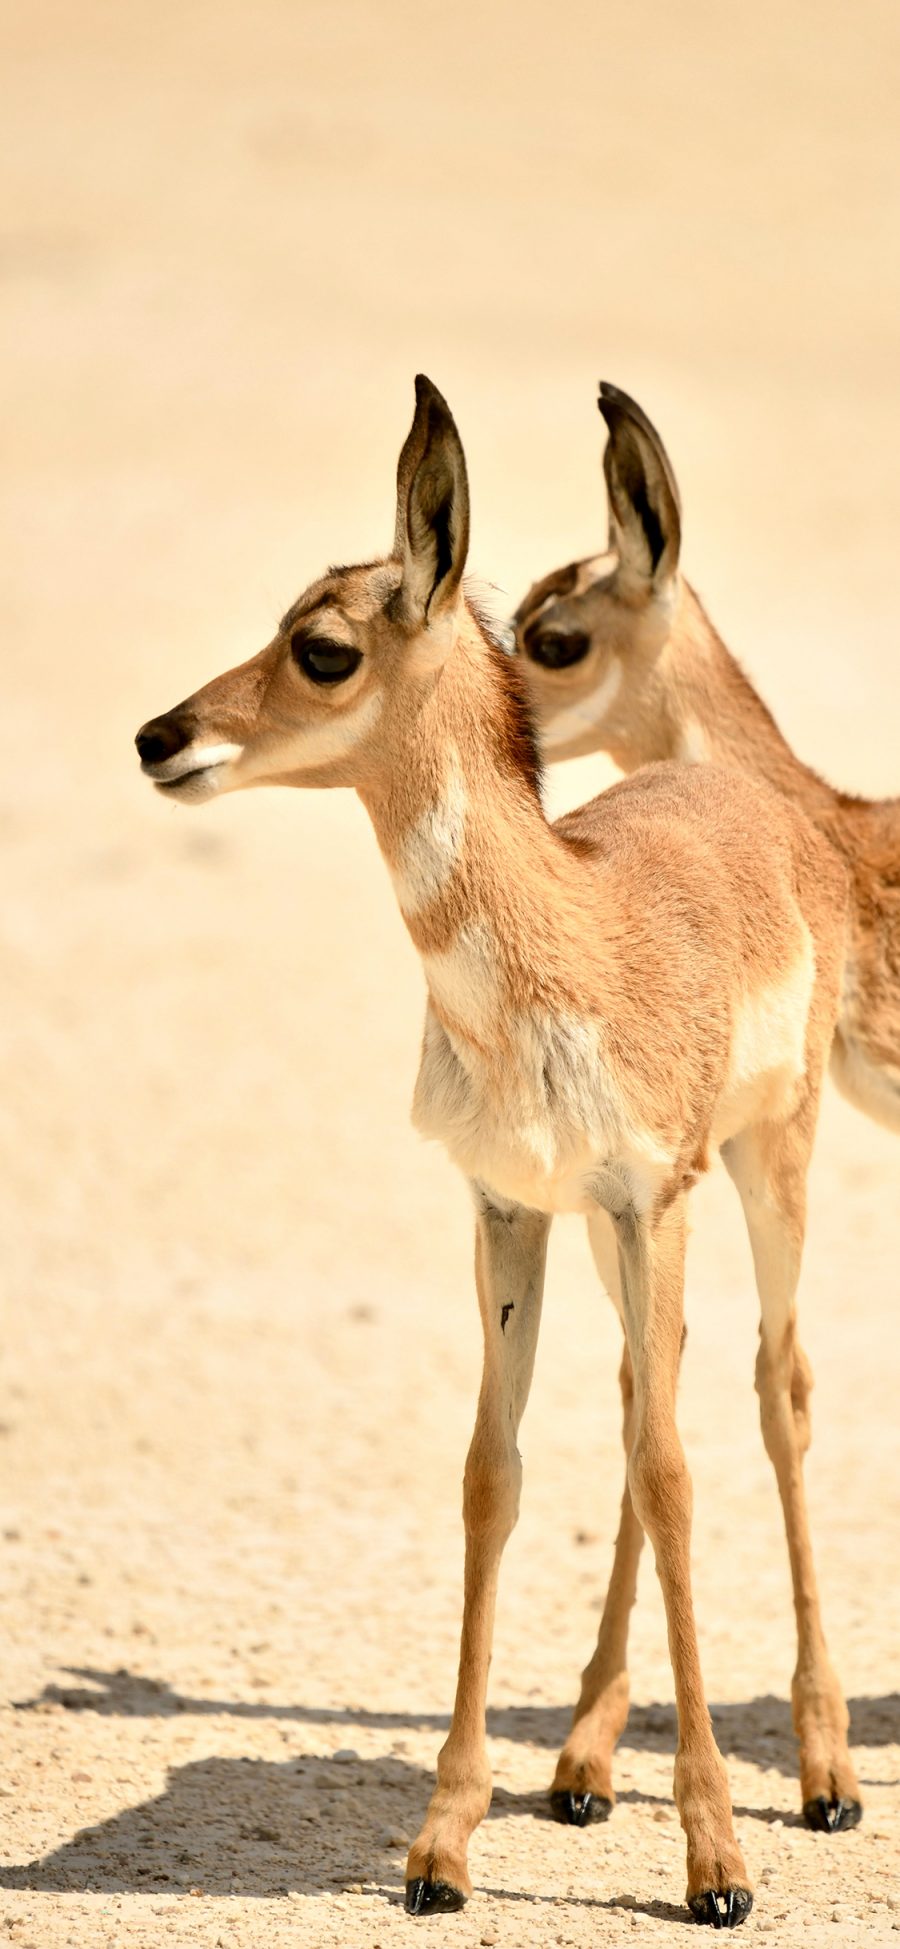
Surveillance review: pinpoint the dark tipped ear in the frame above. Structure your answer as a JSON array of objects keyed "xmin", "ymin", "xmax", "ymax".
[
  {"xmin": 598, "ymin": 382, "xmax": 681, "ymax": 586},
  {"xmin": 393, "ymin": 375, "xmax": 470, "ymax": 623}
]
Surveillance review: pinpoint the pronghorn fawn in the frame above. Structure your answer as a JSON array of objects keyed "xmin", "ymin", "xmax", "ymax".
[
  {"xmin": 513, "ymin": 381, "xmax": 900, "ymax": 1134},
  {"xmin": 136, "ymin": 378, "xmax": 856, "ymax": 1928}
]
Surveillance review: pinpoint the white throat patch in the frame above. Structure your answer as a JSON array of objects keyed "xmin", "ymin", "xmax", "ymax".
[
  {"xmin": 390, "ymin": 745, "xmax": 468, "ymax": 918},
  {"xmin": 676, "ymin": 718, "xmax": 710, "ymax": 765}
]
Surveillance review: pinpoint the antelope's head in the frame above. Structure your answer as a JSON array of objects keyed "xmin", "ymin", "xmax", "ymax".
[
  {"xmin": 511, "ymin": 383, "xmax": 682, "ymax": 762},
  {"xmin": 135, "ymin": 376, "xmax": 471, "ymax": 804}
]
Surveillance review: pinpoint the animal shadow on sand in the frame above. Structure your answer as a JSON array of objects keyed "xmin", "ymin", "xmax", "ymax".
[
  {"xmin": 4, "ymin": 1670, "xmax": 896, "ymax": 1910},
  {"xmin": 14, "ymin": 1664, "xmax": 900, "ymax": 1770},
  {"xmin": 0, "ymin": 1747, "xmax": 720, "ymax": 1924}
]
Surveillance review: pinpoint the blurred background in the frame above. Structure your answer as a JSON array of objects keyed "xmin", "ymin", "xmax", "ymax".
[{"xmin": 2, "ymin": 4, "xmax": 898, "ymax": 1943}]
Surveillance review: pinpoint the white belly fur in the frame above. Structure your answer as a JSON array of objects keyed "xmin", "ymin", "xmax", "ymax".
[
  {"xmin": 412, "ymin": 928, "xmax": 817, "ymax": 1216},
  {"xmin": 412, "ymin": 1003, "xmax": 673, "ymax": 1217}
]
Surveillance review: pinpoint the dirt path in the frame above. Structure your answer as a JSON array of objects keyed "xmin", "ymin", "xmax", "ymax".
[{"xmin": 2, "ymin": 4, "xmax": 899, "ymax": 1944}]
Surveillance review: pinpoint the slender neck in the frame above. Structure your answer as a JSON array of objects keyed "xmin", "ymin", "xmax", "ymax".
[
  {"xmin": 619, "ymin": 580, "xmax": 841, "ymax": 820},
  {"xmin": 359, "ymin": 614, "xmax": 608, "ymax": 1039}
]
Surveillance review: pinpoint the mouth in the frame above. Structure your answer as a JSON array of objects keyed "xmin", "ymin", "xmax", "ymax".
[
  {"xmin": 152, "ymin": 762, "xmax": 230, "ymax": 802},
  {"xmin": 139, "ymin": 740, "xmax": 244, "ymax": 804}
]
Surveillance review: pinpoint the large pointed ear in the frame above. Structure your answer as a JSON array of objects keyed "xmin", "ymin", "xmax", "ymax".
[
  {"xmin": 393, "ymin": 375, "xmax": 470, "ymax": 625},
  {"xmin": 598, "ymin": 382, "xmax": 681, "ymax": 588}
]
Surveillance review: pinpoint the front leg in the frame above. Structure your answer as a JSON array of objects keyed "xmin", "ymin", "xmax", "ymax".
[
  {"xmin": 553, "ymin": 1208, "xmax": 688, "ymax": 1828},
  {"xmin": 406, "ymin": 1187, "xmax": 550, "ymax": 1915},
  {"xmin": 617, "ymin": 1193, "xmax": 753, "ymax": 1928}
]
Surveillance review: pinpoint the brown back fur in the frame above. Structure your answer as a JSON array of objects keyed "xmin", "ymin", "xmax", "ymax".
[{"xmin": 512, "ymin": 385, "xmax": 900, "ymax": 1130}]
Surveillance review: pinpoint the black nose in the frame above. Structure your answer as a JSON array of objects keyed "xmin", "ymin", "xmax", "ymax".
[{"xmin": 135, "ymin": 715, "xmax": 191, "ymax": 767}]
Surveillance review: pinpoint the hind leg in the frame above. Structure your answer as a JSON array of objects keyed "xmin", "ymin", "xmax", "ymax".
[{"xmin": 722, "ymin": 1112, "xmax": 861, "ymax": 1831}]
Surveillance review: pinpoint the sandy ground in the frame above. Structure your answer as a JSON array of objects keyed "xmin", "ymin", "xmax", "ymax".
[{"xmin": 2, "ymin": 3, "xmax": 900, "ymax": 1944}]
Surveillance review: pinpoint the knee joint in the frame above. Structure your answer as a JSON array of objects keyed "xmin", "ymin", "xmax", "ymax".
[
  {"xmin": 463, "ymin": 1448, "xmax": 521, "ymax": 1542},
  {"xmin": 756, "ymin": 1333, "xmax": 814, "ymax": 1452},
  {"xmin": 627, "ymin": 1431, "xmax": 690, "ymax": 1535}
]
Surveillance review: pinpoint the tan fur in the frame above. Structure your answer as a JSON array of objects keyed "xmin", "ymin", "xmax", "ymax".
[
  {"xmin": 136, "ymin": 377, "xmax": 856, "ymax": 1926},
  {"xmin": 513, "ymin": 386, "xmax": 872, "ymax": 1854},
  {"xmin": 513, "ymin": 384, "xmax": 900, "ymax": 1135}
]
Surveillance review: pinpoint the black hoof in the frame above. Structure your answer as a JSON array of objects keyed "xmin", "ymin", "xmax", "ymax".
[
  {"xmin": 549, "ymin": 1787, "xmax": 613, "ymax": 1827},
  {"xmin": 688, "ymin": 1888, "xmax": 754, "ymax": 1929},
  {"xmin": 803, "ymin": 1795, "xmax": 863, "ymax": 1833},
  {"xmin": 404, "ymin": 1878, "xmax": 467, "ymax": 1916}
]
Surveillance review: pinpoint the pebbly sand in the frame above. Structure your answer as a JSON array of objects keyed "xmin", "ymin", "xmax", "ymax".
[{"xmin": 2, "ymin": 3, "xmax": 899, "ymax": 1944}]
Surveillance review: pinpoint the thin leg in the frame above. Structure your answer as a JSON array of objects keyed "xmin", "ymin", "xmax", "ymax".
[
  {"xmin": 617, "ymin": 1192, "xmax": 752, "ymax": 1928},
  {"xmin": 722, "ymin": 1118, "xmax": 861, "ymax": 1832},
  {"xmin": 405, "ymin": 1187, "xmax": 551, "ymax": 1915},
  {"xmin": 551, "ymin": 1210, "xmax": 643, "ymax": 1824}
]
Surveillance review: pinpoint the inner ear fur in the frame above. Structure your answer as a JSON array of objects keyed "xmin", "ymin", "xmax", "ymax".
[
  {"xmin": 394, "ymin": 374, "xmax": 470, "ymax": 623},
  {"xmin": 598, "ymin": 381, "xmax": 681, "ymax": 587}
]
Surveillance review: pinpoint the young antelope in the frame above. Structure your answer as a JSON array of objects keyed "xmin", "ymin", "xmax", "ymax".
[{"xmin": 136, "ymin": 377, "xmax": 856, "ymax": 1928}]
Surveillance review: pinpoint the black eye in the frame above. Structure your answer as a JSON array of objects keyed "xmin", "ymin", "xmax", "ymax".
[
  {"xmin": 291, "ymin": 635, "xmax": 362, "ymax": 685},
  {"xmin": 527, "ymin": 630, "xmax": 590, "ymax": 670}
]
